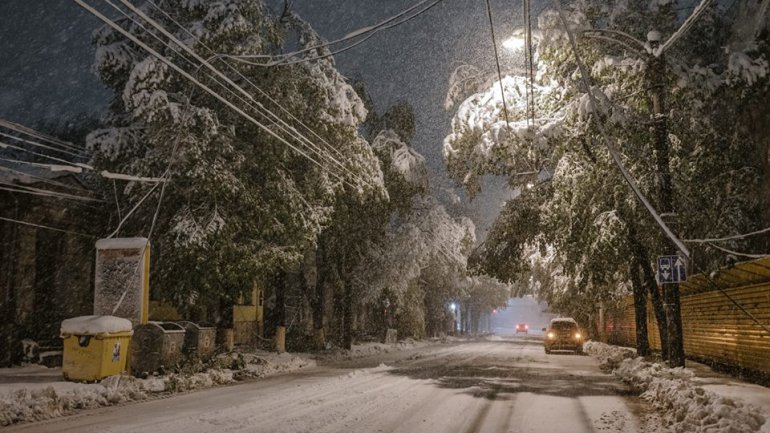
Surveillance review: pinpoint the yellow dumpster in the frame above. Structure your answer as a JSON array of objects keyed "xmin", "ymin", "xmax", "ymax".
[{"xmin": 60, "ymin": 315, "xmax": 133, "ymax": 382}]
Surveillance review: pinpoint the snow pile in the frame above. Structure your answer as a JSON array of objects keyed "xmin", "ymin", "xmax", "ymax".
[
  {"xmin": 316, "ymin": 338, "xmax": 431, "ymax": 362},
  {"xmin": 583, "ymin": 340, "xmax": 635, "ymax": 372},
  {"xmin": 0, "ymin": 350, "xmax": 315, "ymax": 427},
  {"xmin": 0, "ymin": 375, "xmax": 148, "ymax": 426},
  {"xmin": 214, "ymin": 351, "xmax": 316, "ymax": 380},
  {"xmin": 343, "ymin": 363, "xmax": 392, "ymax": 379},
  {"xmin": 585, "ymin": 342, "xmax": 766, "ymax": 433},
  {"xmin": 60, "ymin": 315, "xmax": 133, "ymax": 335}
]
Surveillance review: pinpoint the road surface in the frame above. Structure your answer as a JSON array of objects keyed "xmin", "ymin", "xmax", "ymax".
[{"xmin": 9, "ymin": 336, "xmax": 650, "ymax": 433}]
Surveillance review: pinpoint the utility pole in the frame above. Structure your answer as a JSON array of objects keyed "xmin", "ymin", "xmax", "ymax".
[{"xmin": 647, "ymin": 30, "xmax": 685, "ymax": 367}]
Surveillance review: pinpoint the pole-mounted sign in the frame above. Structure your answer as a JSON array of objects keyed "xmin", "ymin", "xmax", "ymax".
[{"xmin": 657, "ymin": 255, "xmax": 687, "ymax": 284}]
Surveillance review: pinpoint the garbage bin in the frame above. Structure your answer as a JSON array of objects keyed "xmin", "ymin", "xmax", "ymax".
[
  {"xmin": 178, "ymin": 321, "xmax": 216, "ymax": 359},
  {"xmin": 131, "ymin": 321, "xmax": 185, "ymax": 376},
  {"xmin": 60, "ymin": 315, "xmax": 133, "ymax": 382}
]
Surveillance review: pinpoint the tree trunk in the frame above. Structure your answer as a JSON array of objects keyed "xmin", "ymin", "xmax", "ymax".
[
  {"xmin": 642, "ymin": 257, "xmax": 669, "ymax": 358},
  {"xmin": 312, "ymin": 244, "xmax": 326, "ymax": 350},
  {"xmin": 342, "ymin": 282, "xmax": 353, "ymax": 350},
  {"xmin": 626, "ymin": 218, "xmax": 668, "ymax": 359},
  {"xmin": 626, "ymin": 222, "xmax": 650, "ymax": 356},
  {"xmin": 275, "ymin": 271, "xmax": 286, "ymax": 353},
  {"xmin": 630, "ymin": 262, "xmax": 650, "ymax": 356}
]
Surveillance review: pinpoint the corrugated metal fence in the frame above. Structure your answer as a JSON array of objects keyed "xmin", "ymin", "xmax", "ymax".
[{"xmin": 605, "ymin": 257, "xmax": 770, "ymax": 375}]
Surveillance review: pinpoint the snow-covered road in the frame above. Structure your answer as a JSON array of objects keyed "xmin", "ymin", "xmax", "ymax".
[{"xmin": 7, "ymin": 337, "xmax": 647, "ymax": 433}]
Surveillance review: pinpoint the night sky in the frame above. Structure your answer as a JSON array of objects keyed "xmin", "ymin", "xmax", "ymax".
[{"xmin": 0, "ymin": 0, "xmax": 525, "ymax": 238}]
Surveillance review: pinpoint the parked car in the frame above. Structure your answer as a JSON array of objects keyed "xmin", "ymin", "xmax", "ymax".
[
  {"xmin": 543, "ymin": 318, "xmax": 584, "ymax": 354},
  {"xmin": 515, "ymin": 323, "xmax": 528, "ymax": 334}
]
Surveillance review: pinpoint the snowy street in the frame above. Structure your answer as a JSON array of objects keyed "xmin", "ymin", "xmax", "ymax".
[{"xmin": 6, "ymin": 337, "xmax": 646, "ymax": 433}]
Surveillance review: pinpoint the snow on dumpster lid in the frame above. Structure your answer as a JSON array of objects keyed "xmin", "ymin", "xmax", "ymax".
[
  {"xmin": 96, "ymin": 237, "xmax": 148, "ymax": 250},
  {"xmin": 60, "ymin": 315, "xmax": 133, "ymax": 335}
]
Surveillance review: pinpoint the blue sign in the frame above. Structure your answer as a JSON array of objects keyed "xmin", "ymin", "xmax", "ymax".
[{"xmin": 658, "ymin": 255, "xmax": 686, "ymax": 283}]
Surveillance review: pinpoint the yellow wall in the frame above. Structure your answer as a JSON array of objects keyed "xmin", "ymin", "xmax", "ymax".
[{"xmin": 612, "ymin": 258, "xmax": 770, "ymax": 376}]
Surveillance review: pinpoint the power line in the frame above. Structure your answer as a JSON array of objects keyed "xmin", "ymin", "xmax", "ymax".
[
  {"xmin": 552, "ymin": 0, "xmax": 691, "ymax": 259},
  {"xmin": 484, "ymin": 0, "xmax": 513, "ymax": 134},
  {"xmin": 523, "ymin": 0, "xmax": 536, "ymax": 126},
  {"xmin": 223, "ymin": 0, "xmax": 443, "ymax": 64},
  {"xmin": 102, "ymin": 0, "xmax": 355, "ymax": 188},
  {"xmin": 98, "ymin": 0, "xmax": 370, "ymax": 190},
  {"xmin": 1, "ymin": 139, "xmax": 93, "ymax": 169},
  {"xmin": 706, "ymin": 242, "xmax": 768, "ymax": 259},
  {"xmin": 685, "ymin": 227, "xmax": 770, "ymax": 243},
  {"xmin": 0, "ymin": 164, "xmax": 93, "ymax": 193},
  {"xmin": 0, "ymin": 131, "xmax": 87, "ymax": 159},
  {"xmin": 0, "ymin": 216, "xmax": 96, "ymax": 238},
  {"xmin": 0, "ymin": 155, "xmax": 166, "ymax": 183},
  {"xmin": 0, "ymin": 118, "xmax": 85, "ymax": 154},
  {"xmin": 224, "ymin": 0, "xmax": 446, "ymax": 68},
  {"xmin": 127, "ymin": 0, "xmax": 378, "ymax": 190},
  {"xmin": 142, "ymin": 0, "xmax": 375, "ymax": 185},
  {"xmin": 0, "ymin": 182, "xmax": 104, "ymax": 203}
]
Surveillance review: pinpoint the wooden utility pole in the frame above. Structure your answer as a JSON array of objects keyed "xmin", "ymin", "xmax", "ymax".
[{"xmin": 647, "ymin": 30, "xmax": 685, "ymax": 367}]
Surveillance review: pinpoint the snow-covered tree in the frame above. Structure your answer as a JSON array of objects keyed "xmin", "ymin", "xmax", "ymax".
[
  {"xmin": 88, "ymin": 0, "xmax": 384, "ymax": 315},
  {"xmin": 445, "ymin": 0, "xmax": 768, "ymax": 352}
]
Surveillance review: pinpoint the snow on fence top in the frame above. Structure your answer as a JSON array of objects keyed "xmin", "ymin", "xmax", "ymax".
[
  {"xmin": 96, "ymin": 237, "xmax": 148, "ymax": 250},
  {"xmin": 60, "ymin": 315, "xmax": 133, "ymax": 335}
]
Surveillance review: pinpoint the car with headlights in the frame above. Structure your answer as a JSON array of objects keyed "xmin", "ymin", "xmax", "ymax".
[
  {"xmin": 544, "ymin": 318, "xmax": 584, "ymax": 354},
  {"xmin": 515, "ymin": 323, "xmax": 528, "ymax": 334}
]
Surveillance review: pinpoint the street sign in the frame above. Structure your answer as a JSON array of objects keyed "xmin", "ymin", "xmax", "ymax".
[{"xmin": 657, "ymin": 255, "xmax": 686, "ymax": 284}]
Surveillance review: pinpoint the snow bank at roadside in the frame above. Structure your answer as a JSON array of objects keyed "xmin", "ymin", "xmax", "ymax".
[
  {"xmin": 315, "ymin": 338, "xmax": 431, "ymax": 362},
  {"xmin": 0, "ymin": 351, "xmax": 314, "ymax": 427},
  {"xmin": 584, "ymin": 341, "xmax": 766, "ymax": 433}
]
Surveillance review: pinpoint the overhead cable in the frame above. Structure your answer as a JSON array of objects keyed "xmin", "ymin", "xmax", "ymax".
[
  {"xmin": 1, "ymin": 139, "xmax": 93, "ymax": 169},
  {"xmin": 97, "ymin": 0, "xmax": 369, "ymax": 189},
  {"xmin": 0, "ymin": 131, "xmax": 87, "ymax": 159},
  {"xmin": 684, "ymin": 227, "xmax": 770, "ymax": 243},
  {"xmin": 0, "ymin": 118, "xmax": 85, "ymax": 154},
  {"xmin": 484, "ymin": 0, "xmax": 513, "ymax": 134},
  {"xmin": 552, "ymin": 0, "xmax": 691, "ymax": 259},
  {"xmin": 143, "ymin": 0, "xmax": 368, "ymax": 180},
  {"xmin": 706, "ymin": 242, "xmax": 768, "ymax": 259},
  {"xmin": 0, "ymin": 216, "xmax": 96, "ymax": 238},
  {"xmin": 0, "ymin": 164, "xmax": 93, "ymax": 193},
  {"xmin": 103, "ymin": 0, "xmax": 358, "ymax": 187},
  {"xmin": 224, "ymin": 0, "xmax": 446, "ymax": 68},
  {"xmin": 223, "ymin": 0, "xmax": 443, "ymax": 64},
  {"xmin": 0, "ymin": 154, "xmax": 165, "ymax": 183},
  {"xmin": 0, "ymin": 182, "xmax": 104, "ymax": 203}
]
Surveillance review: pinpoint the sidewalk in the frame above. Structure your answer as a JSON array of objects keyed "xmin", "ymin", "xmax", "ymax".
[
  {"xmin": 687, "ymin": 360, "xmax": 770, "ymax": 433},
  {"xmin": 585, "ymin": 341, "xmax": 769, "ymax": 433}
]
